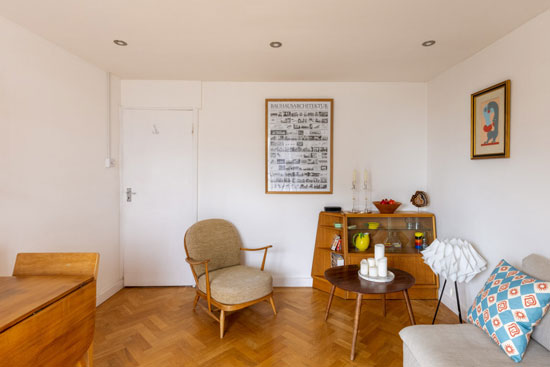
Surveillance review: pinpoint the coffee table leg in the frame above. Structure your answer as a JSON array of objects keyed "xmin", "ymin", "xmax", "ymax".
[
  {"xmin": 403, "ymin": 289, "xmax": 416, "ymax": 325},
  {"xmin": 325, "ymin": 285, "xmax": 336, "ymax": 321},
  {"xmin": 350, "ymin": 293, "xmax": 363, "ymax": 360}
]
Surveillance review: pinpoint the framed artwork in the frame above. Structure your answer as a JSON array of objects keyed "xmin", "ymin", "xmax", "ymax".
[
  {"xmin": 265, "ymin": 99, "xmax": 333, "ymax": 194},
  {"xmin": 471, "ymin": 80, "xmax": 510, "ymax": 159}
]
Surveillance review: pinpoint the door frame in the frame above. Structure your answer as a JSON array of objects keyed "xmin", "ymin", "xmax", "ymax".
[{"xmin": 119, "ymin": 106, "xmax": 199, "ymax": 285}]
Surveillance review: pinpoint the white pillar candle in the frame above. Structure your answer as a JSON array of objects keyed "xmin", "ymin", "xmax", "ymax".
[
  {"xmin": 360, "ymin": 259, "xmax": 369, "ymax": 275},
  {"xmin": 369, "ymin": 266, "xmax": 378, "ymax": 277},
  {"xmin": 374, "ymin": 244, "xmax": 385, "ymax": 260},
  {"xmin": 367, "ymin": 257, "xmax": 376, "ymax": 267},
  {"xmin": 377, "ymin": 257, "xmax": 388, "ymax": 277}
]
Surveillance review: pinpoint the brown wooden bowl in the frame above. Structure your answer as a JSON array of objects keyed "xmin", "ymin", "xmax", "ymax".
[{"xmin": 373, "ymin": 201, "xmax": 401, "ymax": 214}]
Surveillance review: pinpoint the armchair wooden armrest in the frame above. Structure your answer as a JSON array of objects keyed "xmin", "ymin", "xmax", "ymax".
[
  {"xmin": 240, "ymin": 245, "xmax": 272, "ymax": 271},
  {"xmin": 185, "ymin": 257, "xmax": 210, "ymax": 266},
  {"xmin": 185, "ymin": 257, "xmax": 214, "ymax": 311}
]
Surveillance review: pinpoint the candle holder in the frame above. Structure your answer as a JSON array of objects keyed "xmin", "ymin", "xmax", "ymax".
[
  {"xmin": 351, "ymin": 183, "xmax": 361, "ymax": 213},
  {"xmin": 362, "ymin": 183, "xmax": 371, "ymax": 213}
]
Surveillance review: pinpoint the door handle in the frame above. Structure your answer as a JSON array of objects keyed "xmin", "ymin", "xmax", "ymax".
[{"xmin": 126, "ymin": 188, "xmax": 137, "ymax": 202}]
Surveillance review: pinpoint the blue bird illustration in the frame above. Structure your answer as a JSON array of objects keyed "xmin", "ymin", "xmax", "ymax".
[{"xmin": 482, "ymin": 101, "xmax": 499, "ymax": 144}]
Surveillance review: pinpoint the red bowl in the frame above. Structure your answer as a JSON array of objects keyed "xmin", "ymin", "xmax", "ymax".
[{"xmin": 373, "ymin": 201, "xmax": 401, "ymax": 214}]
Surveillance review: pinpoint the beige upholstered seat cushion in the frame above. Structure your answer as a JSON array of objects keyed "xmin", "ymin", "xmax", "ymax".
[
  {"xmin": 198, "ymin": 265, "xmax": 273, "ymax": 305},
  {"xmin": 400, "ymin": 324, "xmax": 548, "ymax": 367},
  {"xmin": 185, "ymin": 219, "xmax": 242, "ymax": 278},
  {"xmin": 522, "ymin": 254, "xmax": 550, "ymax": 351}
]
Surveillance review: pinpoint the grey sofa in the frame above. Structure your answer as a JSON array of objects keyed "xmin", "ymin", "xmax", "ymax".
[{"xmin": 400, "ymin": 254, "xmax": 550, "ymax": 366}]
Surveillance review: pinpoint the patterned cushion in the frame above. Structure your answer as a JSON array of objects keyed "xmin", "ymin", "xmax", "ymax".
[
  {"xmin": 522, "ymin": 254, "xmax": 550, "ymax": 351},
  {"xmin": 467, "ymin": 259, "xmax": 550, "ymax": 362}
]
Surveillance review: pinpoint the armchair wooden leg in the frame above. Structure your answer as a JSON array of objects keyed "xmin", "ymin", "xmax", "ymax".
[
  {"xmin": 269, "ymin": 295, "xmax": 277, "ymax": 316},
  {"xmin": 193, "ymin": 293, "xmax": 200, "ymax": 311},
  {"xmin": 219, "ymin": 310, "xmax": 225, "ymax": 339}
]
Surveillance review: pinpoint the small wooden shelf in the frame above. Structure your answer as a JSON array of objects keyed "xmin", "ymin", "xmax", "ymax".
[
  {"xmin": 318, "ymin": 248, "xmax": 344, "ymax": 255},
  {"xmin": 347, "ymin": 227, "xmax": 433, "ymax": 232},
  {"xmin": 311, "ymin": 211, "xmax": 439, "ymax": 300},
  {"xmin": 347, "ymin": 247, "xmax": 422, "ymax": 255},
  {"xmin": 319, "ymin": 225, "xmax": 343, "ymax": 231}
]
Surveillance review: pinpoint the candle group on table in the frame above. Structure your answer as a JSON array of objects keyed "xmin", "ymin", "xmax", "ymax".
[{"xmin": 360, "ymin": 243, "xmax": 388, "ymax": 278}]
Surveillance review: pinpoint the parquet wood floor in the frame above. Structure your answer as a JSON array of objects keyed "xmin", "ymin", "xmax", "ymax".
[{"xmin": 94, "ymin": 287, "xmax": 457, "ymax": 367}]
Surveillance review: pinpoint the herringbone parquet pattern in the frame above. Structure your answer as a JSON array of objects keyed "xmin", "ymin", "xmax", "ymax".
[{"xmin": 94, "ymin": 287, "xmax": 457, "ymax": 367}]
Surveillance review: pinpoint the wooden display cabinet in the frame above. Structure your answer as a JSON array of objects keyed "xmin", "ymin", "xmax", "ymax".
[{"xmin": 311, "ymin": 211, "xmax": 439, "ymax": 300}]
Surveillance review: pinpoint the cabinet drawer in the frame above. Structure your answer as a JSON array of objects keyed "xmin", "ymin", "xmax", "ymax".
[{"xmin": 388, "ymin": 255, "xmax": 436, "ymax": 285}]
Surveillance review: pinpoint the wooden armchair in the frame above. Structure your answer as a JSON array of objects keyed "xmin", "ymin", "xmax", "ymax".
[{"xmin": 184, "ymin": 219, "xmax": 276, "ymax": 338}]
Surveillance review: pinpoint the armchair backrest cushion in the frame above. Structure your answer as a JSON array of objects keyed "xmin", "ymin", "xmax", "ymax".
[
  {"xmin": 523, "ymin": 254, "xmax": 550, "ymax": 351},
  {"xmin": 184, "ymin": 219, "xmax": 242, "ymax": 278}
]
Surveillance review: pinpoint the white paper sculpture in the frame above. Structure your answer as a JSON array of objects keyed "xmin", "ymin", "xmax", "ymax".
[{"xmin": 421, "ymin": 238, "xmax": 487, "ymax": 283}]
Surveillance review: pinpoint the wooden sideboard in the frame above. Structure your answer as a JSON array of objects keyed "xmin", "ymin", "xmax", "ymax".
[
  {"xmin": 0, "ymin": 275, "xmax": 96, "ymax": 366},
  {"xmin": 311, "ymin": 211, "xmax": 439, "ymax": 300}
]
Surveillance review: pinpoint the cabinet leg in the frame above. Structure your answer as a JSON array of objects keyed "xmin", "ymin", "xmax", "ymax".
[
  {"xmin": 350, "ymin": 293, "xmax": 363, "ymax": 361},
  {"xmin": 382, "ymin": 293, "xmax": 386, "ymax": 317},
  {"xmin": 75, "ymin": 343, "xmax": 93, "ymax": 367},
  {"xmin": 403, "ymin": 289, "xmax": 415, "ymax": 325},
  {"xmin": 88, "ymin": 343, "xmax": 94, "ymax": 367},
  {"xmin": 325, "ymin": 285, "xmax": 336, "ymax": 321}
]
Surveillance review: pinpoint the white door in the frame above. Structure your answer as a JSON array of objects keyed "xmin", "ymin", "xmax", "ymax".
[{"xmin": 121, "ymin": 109, "xmax": 196, "ymax": 286}]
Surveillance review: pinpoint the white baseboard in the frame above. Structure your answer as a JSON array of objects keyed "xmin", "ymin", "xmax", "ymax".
[
  {"xmin": 439, "ymin": 285, "xmax": 468, "ymax": 320},
  {"xmin": 273, "ymin": 277, "xmax": 312, "ymax": 287},
  {"xmin": 94, "ymin": 277, "xmax": 310, "ymax": 305},
  {"xmin": 96, "ymin": 279, "xmax": 124, "ymax": 306},
  {"xmin": 441, "ymin": 293, "xmax": 458, "ymax": 314}
]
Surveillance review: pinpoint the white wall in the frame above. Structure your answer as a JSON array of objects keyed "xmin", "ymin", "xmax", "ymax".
[
  {"xmin": 121, "ymin": 80, "xmax": 201, "ymax": 109},
  {"xmin": 0, "ymin": 16, "xmax": 122, "ymax": 303},
  {"xmin": 119, "ymin": 81, "xmax": 428, "ymax": 286},
  {"xmin": 427, "ymin": 10, "xmax": 550, "ymax": 313},
  {"xmin": 199, "ymin": 82, "xmax": 428, "ymax": 285}
]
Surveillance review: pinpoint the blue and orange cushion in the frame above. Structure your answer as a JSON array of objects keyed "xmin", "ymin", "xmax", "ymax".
[{"xmin": 467, "ymin": 259, "xmax": 550, "ymax": 362}]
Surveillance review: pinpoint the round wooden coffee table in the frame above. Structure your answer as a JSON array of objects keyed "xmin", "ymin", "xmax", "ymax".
[{"xmin": 324, "ymin": 265, "xmax": 416, "ymax": 360}]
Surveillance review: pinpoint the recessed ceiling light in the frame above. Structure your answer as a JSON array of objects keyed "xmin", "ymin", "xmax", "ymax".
[
  {"xmin": 422, "ymin": 40, "xmax": 436, "ymax": 47},
  {"xmin": 269, "ymin": 41, "xmax": 282, "ymax": 48},
  {"xmin": 113, "ymin": 40, "xmax": 128, "ymax": 46}
]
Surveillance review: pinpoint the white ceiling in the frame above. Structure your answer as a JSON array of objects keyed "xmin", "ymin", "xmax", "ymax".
[{"xmin": 2, "ymin": 0, "xmax": 550, "ymax": 81}]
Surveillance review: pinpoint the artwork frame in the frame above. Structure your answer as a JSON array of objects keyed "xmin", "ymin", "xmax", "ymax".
[
  {"xmin": 471, "ymin": 80, "xmax": 511, "ymax": 159},
  {"xmin": 265, "ymin": 98, "xmax": 333, "ymax": 194}
]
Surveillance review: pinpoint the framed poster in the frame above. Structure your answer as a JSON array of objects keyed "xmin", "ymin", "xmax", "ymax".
[
  {"xmin": 471, "ymin": 80, "xmax": 510, "ymax": 159},
  {"xmin": 265, "ymin": 99, "xmax": 333, "ymax": 194}
]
